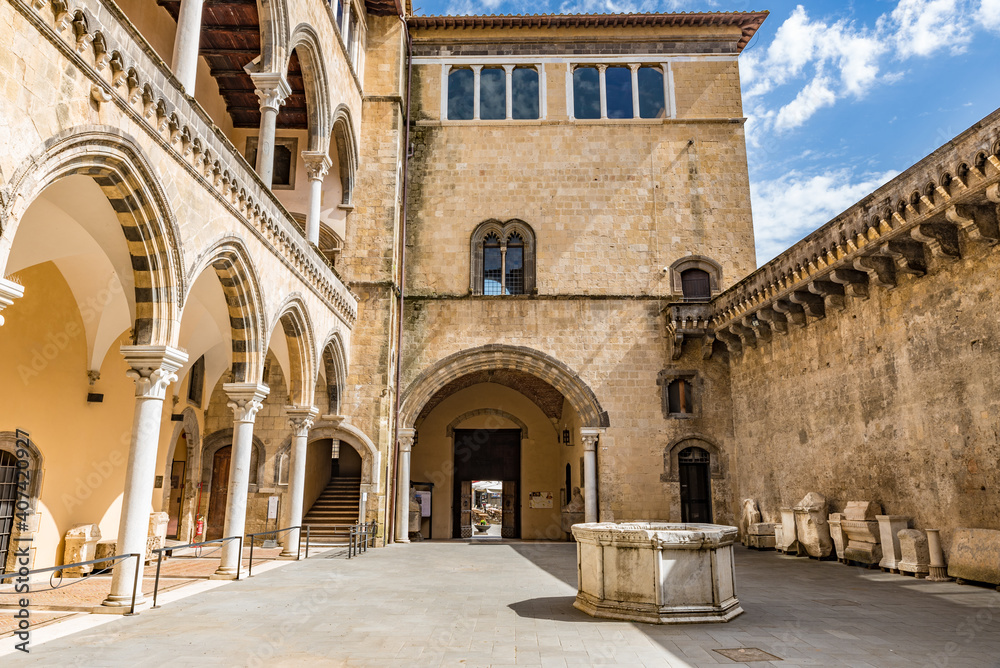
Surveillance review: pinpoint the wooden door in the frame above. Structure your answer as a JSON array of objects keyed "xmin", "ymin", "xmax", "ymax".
[
  {"xmin": 207, "ymin": 446, "xmax": 231, "ymax": 540},
  {"xmin": 459, "ymin": 480, "xmax": 472, "ymax": 538},
  {"xmin": 167, "ymin": 460, "xmax": 186, "ymax": 539},
  {"xmin": 679, "ymin": 447, "xmax": 712, "ymax": 523},
  {"xmin": 501, "ymin": 481, "xmax": 517, "ymax": 538}
]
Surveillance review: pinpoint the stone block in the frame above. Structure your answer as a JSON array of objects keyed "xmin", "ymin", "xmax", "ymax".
[
  {"xmin": 842, "ymin": 518, "xmax": 882, "ymax": 566},
  {"xmin": 776, "ymin": 507, "xmax": 797, "ymax": 553},
  {"xmin": 747, "ymin": 523, "xmax": 776, "ymax": 550},
  {"xmin": 149, "ymin": 511, "xmax": 169, "ymax": 553},
  {"xmin": 793, "ymin": 493, "xmax": 832, "ymax": 558},
  {"xmin": 828, "ymin": 513, "xmax": 846, "ymax": 561},
  {"xmin": 898, "ymin": 529, "xmax": 930, "ymax": 578},
  {"xmin": 947, "ymin": 528, "xmax": 1000, "ymax": 585},
  {"xmin": 844, "ymin": 501, "xmax": 880, "ymax": 521},
  {"xmin": 62, "ymin": 524, "xmax": 101, "ymax": 577},
  {"xmin": 877, "ymin": 516, "xmax": 912, "ymax": 570}
]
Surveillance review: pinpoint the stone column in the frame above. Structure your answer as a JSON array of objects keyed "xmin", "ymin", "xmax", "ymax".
[
  {"xmin": 0, "ymin": 277, "xmax": 25, "ymax": 326},
  {"xmin": 394, "ymin": 429, "xmax": 415, "ymax": 543},
  {"xmin": 250, "ymin": 73, "xmax": 291, "ymax": 189},
  {"xmin": 215, "ymin": 382, "xmax": 269, "ymax": 578},
  {"xmin": 581, "ymin": 429, "xmax": 601, "ymax": 524},
  {"xmin": 300, "ymin": 152, "xmax": 331, "ymax": 246},
  {"xmin": 281, "ymin": 406, "xmax": 318, "ymax": 557},
  {"xmin": 629, "ymin": 64, "xmax": 640, "ymax": 118},
  {"xmin": 503, "ymin": 64, "xmax": 514, "ymax": 120},
  {"xmin": 597, "ymin": 65, "xmax": 608, "ymax": 120},
  {"xmin": 170, "ymin": 0, "xmax": 205, "ymax": 93},
  {"xmin": 472, "ymin": 65, "xmax": 483, "ymax": 121},
  {"xmin": 103, "ymin": 345, "xmax": 187, "ymax": 607}
]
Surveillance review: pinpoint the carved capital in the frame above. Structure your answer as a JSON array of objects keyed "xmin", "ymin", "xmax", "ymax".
[
  {"xmin": 286, "ymin": 406, "xmax": 319, "ymax": 435},
  {"xmin": 580, "ymin": 429, "xmax": 603, "ymax": 452},
  {"xmin": 121, "ymin": 345, "xmax": 188, "ymax": 400},
  {"xmin": 224, "ymin": 382, "xmax": 269, "ymax": 423},
  {"xmin": 398, "ymin": 428, "xmax": 416, "ymax": 453},
  {"xmin": 0, "ymin": 278, "xmax": 25, "ymax": 327},
  {"xmin": 250, "ymin": 73, "xmax": 291, "ymax": 113},
  {"xmin": 301, "ymin": 151, "xmax": 331, "ymax": 181}
]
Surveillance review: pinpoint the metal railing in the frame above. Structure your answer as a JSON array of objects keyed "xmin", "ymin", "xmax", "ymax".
[
  {"xmin": 245, "ymin": 525, "xmax": 302, "ymax": 577},
  {"xmin": 0, "ymin": 553, "xmax": 142, "ymax": 615},
  {"xmin": 150, "ymin": 535, "xmax": 242, "ymax": 609},
  {"xmin": 348, "ymin": 520, "xmax": 378, "ymax": 559}
]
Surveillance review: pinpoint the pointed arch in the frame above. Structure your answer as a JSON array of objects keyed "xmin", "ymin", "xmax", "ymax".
[
  {"xmin": 0, "ymin": 127, "xmax": 184, "ymax": 346},
  {"xmin": 185, "ymin": 237, "xmax": 267, "ymax": 385},
  {"xmin": 319, "ymin": 332, "xmax": 348, "ymax": 415},
  {"xmin": 331, "ymin": 105, "xmax": 359, "ymax": 206},
  {"xmin": 469, "ymin": 218, "xmax": 536, "ymax": 295},
  {"xmin": 287, "ymin": 24, "xmax": 332, "ymax": 152},
  {"xmin": 400, "ymin": 345, "xmax": 609, "ymax": 429},
  {"xmin": 256, "ymin": 0, "xmax": 289, "ymax": 74},
  {"xmin": 268, "ymin": 293, "xmax": 317, "ymax": 407}
]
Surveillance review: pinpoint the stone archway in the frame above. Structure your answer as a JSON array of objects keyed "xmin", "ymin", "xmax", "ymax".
[{"xmin": 161, "ymin": 407, "xmax": 200, "ymax": 541}]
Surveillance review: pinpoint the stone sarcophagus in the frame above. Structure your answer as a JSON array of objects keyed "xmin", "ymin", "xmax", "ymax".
[
  {"xmin": 776, "ymin": 507, "xmax": 798, "ymax": 554},
  {"xmin": 571, "ymin": 522, "xmax": 743, "ymax": 624},
  {"xmin": 747, "ymin": 523, "xmax": 776, "ymax": 550},
  {"xmin": 841, "ymin": 501, "xmax": 882, "ymax": 566},
  {"xmin": 897, "ymin": 529, "xmax": 930, "ymax": 578},
  {"xmin": 793, "ymin": 493, "xmax": 833, "ymax": 558},
  {"xmin": 877, "ymin": 515, "xmax": 912, "ymax": 571},
  {"xmin": 62, "ymin": 524, "xmax": 101, "ymax": 577},
  {"xmin": 948, "ymin": 528, "xmax": 1000, "ymax": 585}
]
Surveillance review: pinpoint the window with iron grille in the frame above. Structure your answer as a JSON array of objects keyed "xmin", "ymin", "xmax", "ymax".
[
  {"xmin": 471, "ymin": 220, "xmax": 536, "ymax": 296},
  {"xmin": 0, "ymin": 450, "xmax": 17, "ymax": 575}
]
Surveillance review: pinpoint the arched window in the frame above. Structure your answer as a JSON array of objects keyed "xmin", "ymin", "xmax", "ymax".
[
  {"xmin": 471, "ymin": 220, "xmax": 536, "ymax": 296},
  {"xmin": 670, "ymin": 256, "xmax": 722, "ymax": 301},
  {"xmin": 681, "ymin": 269, "xmax": 711, "ymax": 301}
]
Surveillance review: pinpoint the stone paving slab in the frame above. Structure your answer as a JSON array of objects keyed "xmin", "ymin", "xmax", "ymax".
[{"xmin": 3, "ymin": 543, "xmax": 1000, "ymax": 666}]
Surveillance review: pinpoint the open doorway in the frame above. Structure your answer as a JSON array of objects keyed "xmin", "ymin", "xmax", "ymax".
[
  {"xmin": 166, "ymin": 432, "xmax": 188, "ymax": 539},
  {"xmin": 470, "ymin": 481, "xmax": 502, "ymax": 537},
  {"xmin": 452, "ymin": 429, "xmax": 521, "ymax": 539}
]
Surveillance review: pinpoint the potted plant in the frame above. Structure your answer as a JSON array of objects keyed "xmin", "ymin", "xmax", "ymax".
[{"xmin": 475, "ymin": 519, "xmax": 490, "ymax": 533}]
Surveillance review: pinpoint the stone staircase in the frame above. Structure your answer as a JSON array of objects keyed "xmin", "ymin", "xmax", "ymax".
[{"xmin": 302, "ymin": 476, "xmax": 361, "ymax": 545}]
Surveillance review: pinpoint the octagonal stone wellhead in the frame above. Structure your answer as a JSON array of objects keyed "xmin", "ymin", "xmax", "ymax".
[{"xmin": 571, "ymin": 522, "xmax": 743, "ymax": 624}]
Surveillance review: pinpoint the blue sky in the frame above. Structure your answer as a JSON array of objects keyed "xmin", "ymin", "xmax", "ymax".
[{"xmin": 412, "ymin": 1, "xmax": 1000, "ymax": 265}]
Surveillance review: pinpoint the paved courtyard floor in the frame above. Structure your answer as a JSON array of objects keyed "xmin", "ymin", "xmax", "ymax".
[{"xmin": 3, "ymin": 541, "xmax": 999, "ymax": 667}]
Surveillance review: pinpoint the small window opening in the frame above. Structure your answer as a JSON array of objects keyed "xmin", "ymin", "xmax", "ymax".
[
  {"xmin": 505, "ymin": 233, "xmax": 525, "ymax": 295},
  {"xmin": 512, "ymin": 67, "xmax": 539, "ymax": 120},
  {"xmin": 483, "ymin": 233, "xmax": 502, "ymax": 295},
  {"xmin": 448, "ymin": 68, "xmax": 474, "ymax": 120},
  {"xmin": 480, "ymin": 68, "xmax": 506, "ymax": 120},
  {"xmin": 573, "ymin": 67, "xmax": 600, "ymax": 119},
  {"xmin": 605, "ymin": 66, "xmax": 633, "ymax": 119},
  {"xmin": 667, "ymin": 379, "xmax": 693, "ymax": 414},
  {"xmin": 638, "ymin": 66, "xmax": 666, "ymax": 118}
]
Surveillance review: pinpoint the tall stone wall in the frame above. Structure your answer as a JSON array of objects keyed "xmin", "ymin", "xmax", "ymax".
[{"xmin": 728, "ymin": 239, "xmax": 1000, "ymax": 550}]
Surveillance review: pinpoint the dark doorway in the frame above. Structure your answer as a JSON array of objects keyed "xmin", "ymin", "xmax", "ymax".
[
  {"xmin": 452, "ymin": 429, "xmax": 521, "ymax": 538},
  {"xmin": 681, "ymin": 268, "xmax": 712, "ymax": 301},
  {"xmin": 207, "ymin": 445, "xmax": 231, "ymax": 540},
  {"xmin": 678, "ymin": 446, "xmax": 712, "ymax": 523},
  {"xmin": 0, "ymin": 451, "xmax": 17, "ymax": 574}
]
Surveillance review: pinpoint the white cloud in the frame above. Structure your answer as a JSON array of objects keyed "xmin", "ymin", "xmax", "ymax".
[
  {"xmin": 888, "ymin": 0, "xmax": 972, "ymax": 57},
  {"xmin": 774, "ymin": 75, "xmax": 837, "ymax": 131},
  {"xmin": 979, "ymin": 0, "xmax": 1000, "ymax": 30},
  {"xmin": 751, "ymin": 169, "xmax": 900, "ymax": 265}
]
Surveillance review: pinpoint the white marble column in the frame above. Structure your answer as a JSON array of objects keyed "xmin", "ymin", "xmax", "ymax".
[
  {"xmin": 503, "ymin": 64, "xmax": 514, "ymax": 120},
  {"xmin": 597, "ymin": 65, "xmax": 608, "ymax": 120},
  {"xmin": 281, "ymin": 406, "xmax": 317, "ymax": 557},
  {"xmin": 472, "ymin": 65, "xmax": 483, "ymax": 121},
  {"xmin": 215, "ymin": 382, "xmax": 269, "ymax": 578},
  {"xmin": 0, "ymin": 277, "xmax": 25, "ymax": 326},
  {"xmin": 170, "ymin": 0, "xmax": 205, "ymax": 93},
  {"xmin": 300, "ymin": 152, "xmax": 331, "ymax": 246},
  {"xmin": 250, "ymin": 73, "xmax": 291, "ymax": 189},
  {"xmin": 581, "ymin": 429, "xmax": 601, "ymax": 524},
  {"xmin": 394, "ymin": 429, "xmax": 414, "ymax": 543},
  {"xmin": 629, "ymin": 64, "xmax": 640, "ymax": 118},
  {"xmin": 103, "ymin": 345, "xmax": 187, "ymax": 607}
]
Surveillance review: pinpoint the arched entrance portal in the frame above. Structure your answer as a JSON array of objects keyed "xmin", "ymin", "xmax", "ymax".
[{"xmin": 400, "ymin": 346, "xmax": 608, "ymax": 542}]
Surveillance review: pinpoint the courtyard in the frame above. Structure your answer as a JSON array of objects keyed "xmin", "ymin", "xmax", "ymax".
[{"xmin": 3, "ymin": 542, "xmax": 999, "ymax": 667}]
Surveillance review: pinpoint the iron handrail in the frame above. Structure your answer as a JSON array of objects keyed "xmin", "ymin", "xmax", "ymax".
[
  {"xmin": 0, "ymin": 553, "xmax": 142, "ymax": 616},
  {"xmin": 150, "ymin": 535, "xmax": 243, "ymax": 609},
  {"xmin": 245, "ymin": 525, "xmax": 301, "ymax": 577},
  {"xmin": 348, "ymin": 521, "xmax": 377, "ymax": 559}
]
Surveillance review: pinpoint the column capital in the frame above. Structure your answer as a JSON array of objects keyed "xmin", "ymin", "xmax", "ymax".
[
  {"xmin": 580, "ymin": 428, "xmax": 604, "ymax": 451},
  {"xmin": 596, "ymin": 64, "xmax": 608, "ymax": 72},
  {"xmin": 502, "ymin": 64, "xmax": 515, "ymax": 73},
  {"xmin": 121, "ymin": 345, "xmax": 188, "ymax": 400},
  {"xmin": 250, "ymin": 72, "xmax": 291, "ymax": 112},
  {"xmin": 398, "ymin": 428, "xmax": 416, "ymax": 452},
  {"xmin": 0, "ymin": 277, "xmax": 25, "ymax": 326},
  {"xmin": 301, "ymin": 151, "xmax": 331, "ymax": 181},
  {"xmin": 224, "ymin": 382, "xmax": 269, "ymax": 423},
  {"xmin": 286, "ymin": 405, "xmax": 319, "ymax": 435}
]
